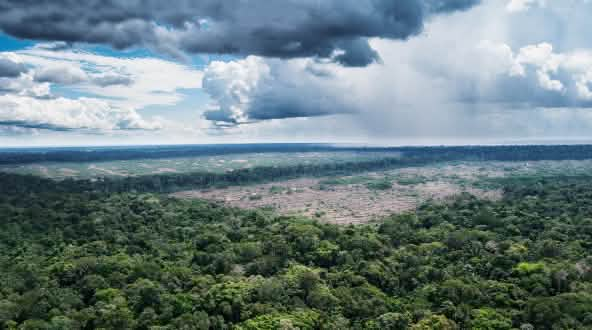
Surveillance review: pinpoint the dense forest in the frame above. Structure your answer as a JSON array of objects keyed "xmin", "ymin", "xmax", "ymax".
[{"xmin": 1, "ymin": 172, "xmax": 592, "ymax": 329}]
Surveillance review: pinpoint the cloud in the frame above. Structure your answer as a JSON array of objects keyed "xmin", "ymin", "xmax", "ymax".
[
  {"xmin": 91, "ymin": 73, "xmax": 133, "ymax": 87},
  {"xmin": 0, "ymin": 55, "xmax": 26, "ymax": 78},
  {"xmin": 0, "ymin": 0, "xmax": 480, "ymax": 66},
  {"xmin": 202, "ymin": 56, "xmax": 359, "ymax": 124},
  {"xmin": 34, "ymin": 65, "xmax": 87, "ymax": 84},
  {"xmin": 200, "ymin": 0, "xmax": 592, "ymax": 143},
  {"xmin": 506, "ymin": 0, "xmax": 544, "ymax": 12},
  {"xmin": 3, "ymin": 0, "xmax": 592, "ymax": 145},
  {"xmin": 0, "ymin": 94, "xmax": 162, "ymax": 131},
  {"xmin": 33, "ymin": 41, "xmax": 72, "ymax": 51},
  {"xmin": 0, "ymin": 124, "xmax": 39, "ymax": 136},
  {"xmin": 15, "ymin": 48, "xmax": 203, "ymax": 108},
  {"xmin": 477, "ymin": 41, "xmax": 592, "ymax": 106},
  {"xmin": 332, "ymin": 38, "xmax": 382, "ymax": 67},
  {"xmin": 0, "ymin": 49, "xmax": 203, "ymax": 134},
  {"xmin": 0, "ymin": 72, "xmax": 50, "ymax": 98},
  {"xmin": 33, "ymin": 65, "xmax": 132, "ymax": 87}
]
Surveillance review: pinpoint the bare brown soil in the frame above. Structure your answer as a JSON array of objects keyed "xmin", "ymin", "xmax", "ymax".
[{"xmin": 173, "ymin": 164, "xmax": 502, "ymax": 224}]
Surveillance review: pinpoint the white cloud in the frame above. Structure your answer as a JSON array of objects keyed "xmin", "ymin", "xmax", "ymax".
[
  {"xmin": 476, "ymin": 40, "xmax": 525, "ymax": 76},
  {"xmin": 0, "ymin": 72, "xmax": 51, "ymax": 98},
  {"xmin": 0, "ymin": 48, "xmax": 203, "ymax": 133},
  {"xmin": 506, "ymin": 0, "xmax": 544, "ymax": 12},
  {"xmin": 16, "ymin": 49, "xmax": 203, "ymax": 109},
  {"xmin": 480, "ymin": 41, "xmax": 592, "ymax": 98},
  {"xmin": 33, "ymin": 65, "xmax": 132, "ymax": 87},
  {"xmin": 34, "ymin": 65, "xmax": 88, "ymax": 84},
  {"xmin": 0, "ymin": 94, "xmax": 162, "ymax": 131},
  {"xmin": 203, "ymin": 57, "xmax": 271, "ymax": 124}
]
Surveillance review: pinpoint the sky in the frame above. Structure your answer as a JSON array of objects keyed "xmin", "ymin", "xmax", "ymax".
[{"xmin": 0, "ymin": 0, "xmax": 592, "ymax": 146}]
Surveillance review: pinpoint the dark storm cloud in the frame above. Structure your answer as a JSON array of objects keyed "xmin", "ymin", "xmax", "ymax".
[
  {"xmin": 202, "ymin": 57, "xmax": 360, "ymax": 125},
  {"xmin": 203, "ymin": 85, "xmax": 358, "ymax": 124},
  {"xmin": 426, "ymin": 0, "xmax": 481, "ymax": 12},
  {"xmin": 247, "ymin": 95, "xmax": 357, "ymax": 121},
  {"xmin": 0, "ymin": 0, "xmax": 479, "ymax": 66},
  {"xmin": 333, "ymin": 39, "xmax": 382, "ymax": 67},
  {"xmin": 0, "ymin": 57, "xmax": 26, "ymax": 77}
]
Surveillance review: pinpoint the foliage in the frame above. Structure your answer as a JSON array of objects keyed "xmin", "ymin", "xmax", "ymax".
[
  {"xmin": 366, "ymin": 179, "xmax": 393, "ymax": 190},
  {"xmin": 1, "ymin": 174, "xmax": 592, "ymax": 328}
]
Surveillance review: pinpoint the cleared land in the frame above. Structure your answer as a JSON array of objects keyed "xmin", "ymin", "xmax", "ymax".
[
  {"xmin": 6, "ymin": 147, "xmax": 592, "ymax": 224},
  {"xmin": 173, "ymin": 162, "xmax": 508, "ymax": 224},
  {"xmin": 173, "ymin": 160, "xmax": 592, "ymax": 224}
]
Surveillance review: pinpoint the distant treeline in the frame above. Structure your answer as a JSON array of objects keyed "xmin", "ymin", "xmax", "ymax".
[
  {"xmin": 4, "ymin": 143, "xmax": 592, "ymax": 165},
  {"xmin": 5, "ymin": 144, "xmax": 592, "ymax": 194},
  {"xmin": 400, "ymin": 144, "xmax": 592, "ymax": 162},
  {"xmin": 0, "ymin": 144, "xmax": 353, "ymax": 165},
  {"xmin": 0, "ymin": 157, "xmax": 414, "ymax": 194}
]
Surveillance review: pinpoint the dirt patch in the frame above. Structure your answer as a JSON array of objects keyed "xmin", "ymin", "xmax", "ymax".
[{"xmin": 173, "ymin": 174, "xmax": 500, "ymax": 225}]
